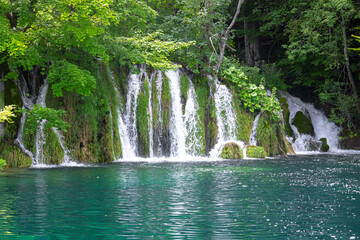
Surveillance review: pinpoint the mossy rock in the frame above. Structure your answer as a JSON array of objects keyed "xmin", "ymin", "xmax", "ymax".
[
  {"xmin": 246, "ymin": 145, "xmax": 267, "ymax": 158},
  {"xmin": 221, "ymin": 142, "xmax": 243, "ymax": 159},
  {"xmin": 292, "ymin": 111, "xmax": 314, "ymax": 135},
  {"xmin": 279, "ymin": 97, "xmax": 294, "ymax": 137},
  {"xmin": 320, "ymin": 138, "xmax": 329, "ymax": 152}
]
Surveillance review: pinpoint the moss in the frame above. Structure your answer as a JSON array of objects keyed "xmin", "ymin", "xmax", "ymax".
[
  {"xmin": 136, "ymin": 78, "xmax": 150, "ymax": 157},
  {"xmin": 292, "ymin": 111, "xmax": 314, "ymax": 135},
  {"xmin": 257, "ymin": 112, "xmax": 293, "ymax": 156},
  {"xmin": 0, "ymin": 142, "xmax": 32, "ymax": 167},
  {"xmin": 192, "ymin": 75, "xmax": 217, "ymax": 156},
  {"xmin": 45, "ymin": 62, "xmax": 124, "ymax": 163},
  {"xmin": 180, "ymin": 74, "xmax": 189, "ymax": 114},
  {"xmin": 246, "ymin": 145, "xmax": 267, "ymax": 158},
  {"xmin": 320, "ymin": 138, "xmax": 329, "ymax": 152},
  {"xmin": 161, "ymin": 74, "xmax": 171, "ymax": 156},
  {"xmin": 221, "ymin": 142, "xmax": 243, "ymax": 159},
  {"xmin": 279, "ymin": 97, "xmax": 294, "ymax": 137},
  {"xmin": 230, "ymin": 86, "xmax": 254, "ymax": 143},
  {"xmin": 257, "ymin": 114, "xmax": 279, "ymax": 156},
  {"xmin": 42, "ymin": 128, "xmax": 64, "ymax": 164}
]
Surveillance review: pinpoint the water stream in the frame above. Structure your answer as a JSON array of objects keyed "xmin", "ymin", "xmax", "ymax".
[
  {"xmin": 281, "ymin": 92, "xmax": 341, "ymax": 152},
  {"xmin": 249, "ymin": 111, "xmax": 262, "ymax": 146},
  {"xmin": 210, "ymin": 78, "xmax": 246, "ymax": 158},
  {"xmin": 166, "ymin": 70, "xmax": 186, "ymax": 157}
]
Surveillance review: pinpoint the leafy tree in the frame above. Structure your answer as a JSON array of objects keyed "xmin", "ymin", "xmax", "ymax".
[{"xmin": 0, "ymin": 105, "xmax": 16, "ymax": 123}]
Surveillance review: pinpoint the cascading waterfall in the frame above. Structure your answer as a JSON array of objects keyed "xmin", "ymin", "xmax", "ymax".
[
  {"xmin": 107, "ymin": 66, "xmax": 136, "ymax": 159},
  {"xmin": 183, "ymin": 78, "xmax": 203, "ymax": 156},
  {"xmin": 213, "ymin": 79, "xmax": 238, "ymax": 142},
  {"xmin": 210, "ymin": 78, "xmax": 245, "ymax": 158},
  {"xmin": 249, "ymin": 111, "xmax": 262, "ymax": 146},
  {"xmin": 124, "ymin": 66, "xmax": 145, "ymax": 156},
  {"xmin": 52, "ymin": 128, "xmax": 72, "ymax": 164},
  {"xmin": 281, "ymin": 92, "xmax": 341, "ymax": 152},
  {"xmin": 34, "ymin": 79, "xmax": 49, "ymax": 165},
  {"xmin": 166, "ymin": 70, "xmax": 187, "ymax": 157}
]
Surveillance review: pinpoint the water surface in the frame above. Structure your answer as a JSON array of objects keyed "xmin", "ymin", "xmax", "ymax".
[{"xmin": 1, "ymin": 154, "xmax": 360, "ymax": 239}]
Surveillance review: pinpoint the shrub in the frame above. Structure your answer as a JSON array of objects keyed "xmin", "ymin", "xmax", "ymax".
[{"xmin": 0, "ymin": 159, "xmax": 6, "ymax": 170}]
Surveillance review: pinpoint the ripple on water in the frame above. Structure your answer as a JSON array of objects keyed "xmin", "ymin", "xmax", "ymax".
[{"xmin": 0, "ymin": 154, "xmax": 360, "ymax": 238}]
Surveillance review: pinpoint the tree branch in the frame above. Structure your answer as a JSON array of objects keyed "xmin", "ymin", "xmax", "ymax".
[{"xmin": 213, "ymin": 0, "xmax": 244, "ymax": 72}]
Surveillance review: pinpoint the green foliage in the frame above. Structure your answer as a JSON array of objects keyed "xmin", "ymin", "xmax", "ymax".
[
  {"xmin": 222, "ymin": 61, "xmax": 282, "ymax": 121},
  {"xmin": 230, "ymin": 86, "xmax": 254, "ymax": 143},
  {"xmin": 351, "ymin": 34, "xmax": 360, "ymax": 52},
  {"xmin": 115, "ymin": 31, "xmax": 195, "ymax": 70},
  {"xmin": 318, "ymin": 80, "xmax": 358, "ymax": 128},
  {"xmin": 21, "ymin": 105, "xmax": 70, "ymax": 135},
  {"xmin": 0, "ymin": 105, "xmax": 16, "ymax": 123},
  {"xmin": 0, "ymin": 158, "xmax": 6, "ymax": 170},
  {"xmin": 246, "ymin": 146, "xmax": 267, "ymax": 158},
  {"xmin": 0, "ymin": 142, "xmax": 32, "ymax": 167},
  {"xmin": 49, "ymin": 60, "xmax": 96, "ymax": 97},
  {"xmin": 152, "ymin": 0, "xmax": 234, "ymax": 73}
]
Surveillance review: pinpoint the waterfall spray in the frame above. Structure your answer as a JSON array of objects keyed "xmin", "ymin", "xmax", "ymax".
[
  {"xmin": 281, "ymin": 92, "xmax": 341, "ymax": 152},
  {"xmin": 166, "ymin": 69, "xmax": 186, "ymax": 157},
  {"xmin": 249, "ymin": 111, "xmax": 262, "ymax": 146}
]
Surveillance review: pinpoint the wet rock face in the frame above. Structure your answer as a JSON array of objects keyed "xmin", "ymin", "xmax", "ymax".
[
  {"xmin": 292, "ymin": 111, "xmax": 315, "ymax": 135},
  {"xmin": 246, "ymin": 145, "xmax": 267, "ymax": 158},
  {"xmin": 221, "ymin": 142, "xmax": 243, "ymax": 159},
  {"xmin": 320, "ymin": 138, "xmax": 329, "ymax": 152}
]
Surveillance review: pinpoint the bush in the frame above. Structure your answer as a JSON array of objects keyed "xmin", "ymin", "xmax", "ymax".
[{"xmin": 0, "ymin": 158, "xmax": 6, "ymax": 170}]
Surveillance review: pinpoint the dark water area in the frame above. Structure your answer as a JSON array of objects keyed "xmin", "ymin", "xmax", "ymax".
[{"xmin": 1, "ymin": 154, "xmax": 360, "ymax": 239}]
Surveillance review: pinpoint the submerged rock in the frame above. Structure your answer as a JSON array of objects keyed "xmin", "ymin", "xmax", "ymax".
[
  {"xmin": 246, "ymin": 145, "xmax": 267, "ymax": 158},
  {"xmin": 221, "ymin": 142, "xmax": 243, "ymax": 159},
  {"xmin": 320, "ymin": 138, "xmax": 329, "ymax": 152},
  {"xmin": 292, "ymin": 111, "xmax": 314, "ymax": 135}
]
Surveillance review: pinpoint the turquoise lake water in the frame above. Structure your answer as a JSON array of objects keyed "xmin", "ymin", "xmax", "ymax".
[{"xmin": 1, "ymin": 154, "xmax": 360, "ymax": 239}]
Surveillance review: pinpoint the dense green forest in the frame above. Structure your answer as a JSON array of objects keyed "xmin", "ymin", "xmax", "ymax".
[{"xmin": 1, "ymin": 0, "xmax": 360, "ymax": 166}]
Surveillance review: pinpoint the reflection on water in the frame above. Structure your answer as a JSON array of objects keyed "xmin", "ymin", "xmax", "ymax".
[{"xmin": 1, "ymin": 154, "xmax": 360, "ymax": 238}]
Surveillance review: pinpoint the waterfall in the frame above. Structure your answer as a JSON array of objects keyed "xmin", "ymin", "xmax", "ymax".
[
  {"xmin": 34, "ymin": 79, "xmax": 49, "ymax": 165},
  {"xmin": 249, "ymin": 111, "xmax": 262, "ymax": 146},
  {"xmin": 281, "ymin": 92, "xmax": 341, "ymax": 152},
  {"xmin": 107, "ymin": 66, "xmax": 136, "ymax": 159},
  {"xmin": 124, "ymin": 66, "xmax": 145, "ymax": 156},
  {"xmin": 52, "ymin": 128, "xmax": 72, "ymax": 164},
  {"xmin": 210, "ymin": 78, "xmax": 245, "ymax": 158},
  {"xmin": 166, "ymin": 70, "xmax": 186, "ymax": 157},
  {"xmin": 184, "ymin": 79, "xmax": 203, "ymax": 156},
  {"xmin": 213, "ymin": 79, "xmax": 238, "ymax": 142}
]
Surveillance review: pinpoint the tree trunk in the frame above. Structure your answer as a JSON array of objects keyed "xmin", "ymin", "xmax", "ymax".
[
  {"xmin": 13, "ymin": 67, "xmax": 48, "ymax": 162},
  {"xmin": 244, "ymin": 19, "xmax": 254, "ymax": 66},
  {"xmin": 213, "ymin": 0, "xmax": 245, "ymax": 72},
  {"xmin": 341, "ymin": 12, "xmax": 360, "ymax": 115}
]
